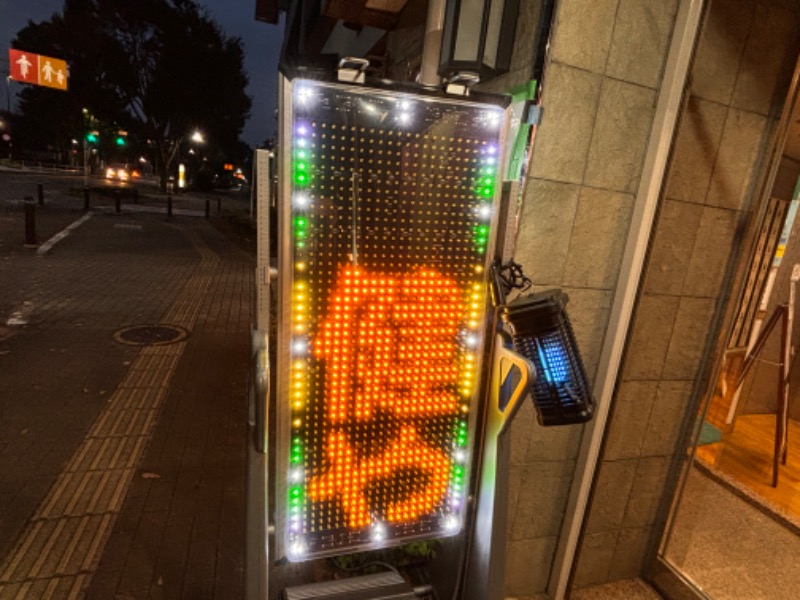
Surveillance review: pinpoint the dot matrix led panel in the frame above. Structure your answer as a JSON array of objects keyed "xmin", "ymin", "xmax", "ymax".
[{"xmin": 278, "ymin": 78, "xmax": 507, "ymax": 560}]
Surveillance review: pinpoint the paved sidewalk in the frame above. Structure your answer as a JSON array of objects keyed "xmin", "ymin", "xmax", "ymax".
[{"xmin": 0, "ymin": 173, "xmax": 254, "ymax": 599}]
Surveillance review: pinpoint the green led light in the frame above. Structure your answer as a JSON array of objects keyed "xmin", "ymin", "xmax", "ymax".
[
  {"xmin": 482, "ymin": 176, "xmax": 494, "ymax": 186},
  {"xmin": 296, "ymin": 161, "xmax": 308, "ymax": 171},
  {"xmin": 295, "ymin": 172, "xmax": 308, "ymax": 185},
  {"xmin": 456, "ymin": 420, "xmax": 468, "ymax": 446},
  {"xmin": 480, "ymin": 187, "xmax": 493, "ymax": 197},
  {"xmin": 296, "ymin": 230, "xmax": 306, "ymax": 239},
  {"xmin": 296, "ymin": 149, "xmax": 308, "ymax": 160},
  {"xmin": 295, "ymin": 216, "xmax": 307, "ymax": 228}
]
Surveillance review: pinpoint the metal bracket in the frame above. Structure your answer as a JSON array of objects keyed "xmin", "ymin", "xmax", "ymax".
[
  {"xmin": 445, "ymin": 72, "xmax": 480, "ymax": 96},
  {"xmin": 337, "ymin": 57, "xmax": 370, "ymax": 84}
]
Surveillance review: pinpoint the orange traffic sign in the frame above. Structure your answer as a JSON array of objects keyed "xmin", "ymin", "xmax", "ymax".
[
  {"xmin": 38, "ymin": 55, "xmax": 68, "ymax": 90},
  {"xmin": 8, "ymin": 49, "xmax": 68, "ymax": 91}
]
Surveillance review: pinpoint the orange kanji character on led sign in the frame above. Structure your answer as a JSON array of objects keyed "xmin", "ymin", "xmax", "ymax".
[
  {"xmin": 307, "ymin": 264, "xmax": 469, "ymax": 529},
  {"xmin": 315, "ymin": 265, "xmax": 463, "ymax": 422},
  {"xmin": 308, "ymin": 426, "xmax": 451, "ymax": 528}
]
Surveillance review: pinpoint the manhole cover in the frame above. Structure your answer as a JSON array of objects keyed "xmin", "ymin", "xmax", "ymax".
[{"xmin": 114, "ymin": 324, "xmax": 188, "ymax": 346}]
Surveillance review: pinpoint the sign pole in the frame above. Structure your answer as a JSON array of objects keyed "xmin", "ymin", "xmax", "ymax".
[{"xmin": 83, "ymin": 138, "xmax": 88, "ymax": 188}]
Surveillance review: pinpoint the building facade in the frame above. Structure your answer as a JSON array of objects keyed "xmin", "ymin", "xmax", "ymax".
[{"xmin": 259, "ymin": 0, "xmax": 800, "ymax": 597}]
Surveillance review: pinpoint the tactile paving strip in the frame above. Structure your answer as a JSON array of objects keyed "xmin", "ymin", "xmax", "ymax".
[{"xmin": 0, "ymin": 229, "xmax": 220, "ymax": 599}]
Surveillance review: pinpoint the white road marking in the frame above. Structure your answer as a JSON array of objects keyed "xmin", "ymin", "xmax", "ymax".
[{"xmin": 36, "ymin": 212, "xmax": 94, "ymax": 256}]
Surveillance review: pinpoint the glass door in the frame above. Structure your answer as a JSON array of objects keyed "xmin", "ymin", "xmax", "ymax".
[{"xmin": 653, "ymin": 8, "xmax": 800, "ymax": 597}]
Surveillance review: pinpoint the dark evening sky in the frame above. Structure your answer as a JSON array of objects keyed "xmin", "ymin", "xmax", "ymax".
[{"xmin": 0, "ymin": 0, "xmax": 284, "ymax": 146}]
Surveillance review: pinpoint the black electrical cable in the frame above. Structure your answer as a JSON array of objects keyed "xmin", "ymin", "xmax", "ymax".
[{"xmin": 330, "ymin": 557, "xmax": 401, "ymax": 576}]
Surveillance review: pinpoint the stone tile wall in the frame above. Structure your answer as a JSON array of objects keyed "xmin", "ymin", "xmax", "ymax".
[
  {"xmin": 476, "ymin": 0, "xmax": 680, "ymax": 595},
  {"xmin": 383, "ymin": 0, "xmax": 799, "ymax": 596},
  {"xmin": 573, "ymin": 0, "xmax": 800, "ymax": 590}
]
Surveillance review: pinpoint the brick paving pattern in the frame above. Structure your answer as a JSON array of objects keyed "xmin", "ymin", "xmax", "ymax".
[{"xmin": 0, "ymin": 171, "xmax": 253, "ymax": 599}]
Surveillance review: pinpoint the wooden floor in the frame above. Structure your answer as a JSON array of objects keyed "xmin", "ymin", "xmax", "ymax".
[{"xmin": 697, "ymin": 413, "xmax": 800, "ymax": 519}]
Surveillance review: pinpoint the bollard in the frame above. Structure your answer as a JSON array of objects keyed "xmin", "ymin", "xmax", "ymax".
[
  {"xmin": 133, "ymin": 188, "xmax": 139, "ymax": 204},
  {"xmin": 24, "ymin": 198, "xmax": 37, "ymax": 247},
  {"xmin": 217, "ymin": 197, "xmax": 221, "ymax": 213},
  {"xmin": 167, "ymin": 195, "xmax": 173, "ymax": 217},
  {"xmin": 37, "ymin": 183, "xmax": 44, "ymax": 206},
  {"xmin": 205, "ymin": 198, "xmax": 210, "ymax": 219},
  {"xmin": 83, "ymin": 187, "xmax": 90, "ymax": 212},
  {"xmin": 115, "ymin": 190, "xmax": 121, "ymax": 214}
]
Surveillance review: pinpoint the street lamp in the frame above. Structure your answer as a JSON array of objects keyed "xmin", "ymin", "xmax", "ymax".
[
  {"xmin": 438, "ymin": 0, "xmax": 521, "ymax": 83},
  {"xmin": 191, "ymin": 130, "xmax": 204, "ymax": 144}
]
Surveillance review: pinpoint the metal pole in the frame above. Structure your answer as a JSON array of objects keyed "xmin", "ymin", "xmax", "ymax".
[
  {"xmin": 83, "ymin": 139, "xmax": 88, "ymax": 188},
  {"xmin": 83, "ymin": 186, "xmax": 90, "ymax": 212},
  {"xmin": 24, "ymin": 198, "xmax": 37, "ymax": 246},
  {"xmin": 419, "ymin": 0, "xmax": 446, "ymax": 86}
]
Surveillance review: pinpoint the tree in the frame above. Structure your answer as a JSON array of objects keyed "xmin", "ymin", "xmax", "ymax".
[{"xmin": 13, "ymin": 0, "xmax": 252, "ymax": 188}]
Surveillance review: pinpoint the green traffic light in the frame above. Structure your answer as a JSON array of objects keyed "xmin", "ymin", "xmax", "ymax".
[
  {"xmin": 86, "ymin": 133, "xmax": 98, "ymax": 143},
  {"xmin": 115, "ymin": 136, "xmax": 126, "ymax": 146}
]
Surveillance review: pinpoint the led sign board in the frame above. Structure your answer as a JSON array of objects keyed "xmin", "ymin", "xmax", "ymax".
[{"xmin": 276, "ymin": 78, "xmax": 507, "ymax": 560}]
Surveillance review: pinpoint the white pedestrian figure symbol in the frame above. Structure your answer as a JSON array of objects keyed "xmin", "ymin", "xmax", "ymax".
[
  {"xmin": 56, "ymin": 69, "xmax": 66, "ymax": 86},
  {"xmin": 42, "ymin": 60, "xmax": 55, "ymax": 82},
  {"xmin": 15, "ymin": 53, "xmax": 33, "ymax": 79}
]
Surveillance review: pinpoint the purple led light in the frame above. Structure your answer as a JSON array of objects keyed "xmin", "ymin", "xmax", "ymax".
[{"xmin": 296, "ymin": 123, "xmax": 309, "ymax": 136}]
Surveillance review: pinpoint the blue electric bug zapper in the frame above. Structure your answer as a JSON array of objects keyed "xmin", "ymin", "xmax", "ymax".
[{"xmin": 499, "ymin": 291, "xmax": 594, "ymax": 426}]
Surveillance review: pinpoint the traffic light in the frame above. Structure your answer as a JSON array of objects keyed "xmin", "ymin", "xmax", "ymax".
[
  {"xmin": 86, "ymin": 130, "xmax": 99, "ymax": 143},
  {"xmin": 115, "ymin": 130, "xmax": 128, "ymax": 146},
  {"xmin": 115, "ymin": 136, "xmax": 125, "ymax": 146}
]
